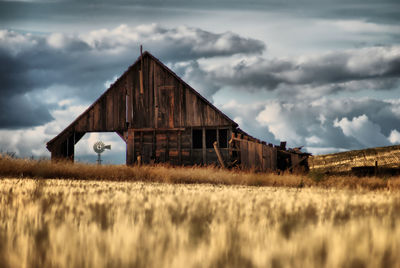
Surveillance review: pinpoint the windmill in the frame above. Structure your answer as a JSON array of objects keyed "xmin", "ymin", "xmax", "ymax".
[{"xmin": 93, "ymin": 141, "xmax": 111, "ymax": 165}]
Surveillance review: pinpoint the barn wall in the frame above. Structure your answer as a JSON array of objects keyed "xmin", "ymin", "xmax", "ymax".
[
  {"xmin": 129, "ymin": 56, "xmax": 234, "ymax": 129},
  {"xmin": 74, "ymin": 78, "xmax": 127, "ymax": 133},
  {"xmin": 230, "ymin": 134, "xmax": 278, "ymax": 172},
  {"xmin": 48, "ymin": 132, "xmax": 85, "ymax": 161},
  {"xmin": 126, "ymin": 127, "xmax": 231, "ymax": 166}
]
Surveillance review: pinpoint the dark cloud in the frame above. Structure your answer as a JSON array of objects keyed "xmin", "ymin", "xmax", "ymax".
[
  {"xmin": 0, "ymin": 25, "xmax": 264, "ymax": 128},
  {"xmin": 1, "ymin": 0, "xmax": 399, "ymax": 29},
  {"xmin": 0, "ymin": 94, "xmax": 53, "ymax": 128},
  {"xmin": 189, "ymin": 46, "xmax": 400, "ymax": 98},
  {"xmin": 171, "ymin": 60, "xmax": 222, "ymax": 99},
  {"xmin": 1, "ymin": 21, "xmax": 399, "ymax": 156}
]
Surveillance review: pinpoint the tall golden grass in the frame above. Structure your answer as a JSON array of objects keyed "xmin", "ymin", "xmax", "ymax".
[
  {"xmin": 1, "ymin": 178, "xmax": 400, "ymax": 267},
  {"xmin": 1, "ymin": 155, "xmax": 400, "ymax": 190}
]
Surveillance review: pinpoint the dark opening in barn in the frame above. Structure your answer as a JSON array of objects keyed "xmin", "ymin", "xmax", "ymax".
[
  {"xmin": 192, "ymin": 129, "xmax": 202, "ymax": 149},
  {"xmin": 206, "ymin": 129, "xmax": 217, "ymax": 148},
  {"xmin": 219, "ymin": 129, "xmax": 228, "ymax": 148}
]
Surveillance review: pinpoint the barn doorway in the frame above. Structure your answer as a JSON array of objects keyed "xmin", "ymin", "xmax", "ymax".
[{"xmin": 74, "ymin": 132, "xmax": 126, "ymax": 164}]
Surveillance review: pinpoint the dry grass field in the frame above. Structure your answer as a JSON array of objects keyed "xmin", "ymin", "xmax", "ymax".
[
  {"xmin": 2, "ymin": 156, "xmax": 400, "ymax": 190},
  {"xmin": 1, "ymin": 156, "xmax": 400, "ymax": 267}
]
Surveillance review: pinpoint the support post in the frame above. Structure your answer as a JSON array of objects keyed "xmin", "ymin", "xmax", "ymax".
[
  {"xmin": 178, "ymin": 130, "xmax": 182, "ymax": 165},
  {"xmin": 140, "ymin": 45, "xmax": 144, "ymax": 94},
  {"xmin": 213, "ymin": 141, "xmax": 226, "ymax": 168},
  {"xmin": 126, "ymin": 129, "xmax": 134, "ymax": 165}
]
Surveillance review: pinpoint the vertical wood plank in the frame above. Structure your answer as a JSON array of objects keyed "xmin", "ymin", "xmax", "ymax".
[
  {"xmin": 180, "ymin": 83, "xmax": 185, "ymax": 127},
  {"xmin": 166, "ymin": 132, "xmax": 169, "ymax": 163},
  {"xmin": 241, "ymin": 140, "xmax": 248, "ymax": 170},
  {"xmin": 126, "ymin": 129, "xmax": 134, "ymax": 165},
  {"xmin": 140, "ymin": 131, "xmax": 143, "ymax": 161},
  {"xmin": 149, "ymin": 58, "xmax": 154, "ymax": 128},
  {"xmin": 256, "ymin": 143, "xmax": 262, "ymax": 171},
  {"xmin": 152, "ymin": 130, "xmax": 156, "ymax": 161},
  {"xmin": 248, "ymin": 142, "xmax": 256, "ymax": 169},
  {"xmin": 178, "ymin": 130, "xmax": 182, "ymax": 165},
  {"xmin": 106, "ymin": 92, "xmax": 113, "ymax": 129},
  {"xmin": 154, "ymin": 62, "xmax": 159, "ymax": 129},
  {"xmin": 272, "ymin": 147, "xmax": 277, "ymax": 171},
  {"xmin": 169, "ymin": 89, "xmax": 174, "ymax": 128}
]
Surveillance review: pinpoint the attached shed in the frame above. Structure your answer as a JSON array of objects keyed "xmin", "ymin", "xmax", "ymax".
[{"xmin": 47, "ymin": 51, "xmax": 308, "ymax": 172}]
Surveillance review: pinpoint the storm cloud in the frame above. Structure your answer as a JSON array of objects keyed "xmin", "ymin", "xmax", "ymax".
[
  {"xmin": 0, "ymin": 25, "xmax": 264, "ymax": 128},
  {"xmin": 1, "ymin": 6, "xmax": 400, "ymax": 159},
  {"xmin": 2, "ymin": 0, "xmax": 399, "ymax": 28},
  {"xmin": 197, "ymin": 46, "xmax": 400, "ymax": 97}
]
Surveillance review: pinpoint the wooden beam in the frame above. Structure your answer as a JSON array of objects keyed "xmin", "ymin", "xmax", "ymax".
[
  {"xmin": 129, "ymin": 128, "xmax": 185, "ymax": 132},
  {"xmin": 116, "ymin": 131, "xmax": 126, "ymax": 142},
  {"xmin": 213, "ymin": 142, "xmax": 226, "ymax": 168},
  {"xmin": 139, "ymin": 70, "xmax": 144, "ymax": 95},
  {"xmin": 140, "ymin": 45, "xmax": 144, "ymax": 94},
  {"xmin": 140, "ymin": 131, "xmax": 143, "ymax": 162},
  {"xmin": 166, "ymin": 132, "xmax": 169, "ymax": 162},
  {"xmin": 152, "ymin": 130, "xmax": 156, "ymax": 162},
  {"xmin": 178, "ymin": 131, "xmax": 182, "ymax": 165},
  {"xmin": 126, "ymin": 129, "xmax": 134, "ymax": 165}
]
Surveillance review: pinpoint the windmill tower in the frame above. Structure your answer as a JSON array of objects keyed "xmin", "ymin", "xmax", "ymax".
[{"xmin": 93, "ymin": 141, "xmax": 111, "ymax": 165}]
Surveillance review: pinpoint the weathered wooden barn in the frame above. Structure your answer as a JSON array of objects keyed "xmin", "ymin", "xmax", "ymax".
[{"xmin": 47, "ymin": 51, "xmax": 309, "ymax": 172}]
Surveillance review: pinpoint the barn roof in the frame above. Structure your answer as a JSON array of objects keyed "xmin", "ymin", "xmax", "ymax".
[{"xmin": 47, "ymin": 51, "xmax": 238, "ymax": 148}]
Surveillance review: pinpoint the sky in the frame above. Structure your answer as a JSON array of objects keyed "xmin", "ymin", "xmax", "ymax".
[{"xmin": 0, "ymin": 0, "xmax": 400, "ymax": 163}]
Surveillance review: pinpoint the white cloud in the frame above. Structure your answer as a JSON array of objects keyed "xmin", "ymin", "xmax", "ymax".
[
  {"xmin": 305, "ymin": 147, "xmax": 349, "ymax": 155},
  {"xmin": 79, "ymin": 24, "xmax": 265, "ymax": 59},
  {"xmin": 104, "ymin": 75, "xmax": 119, "ymax": 89},
  {"xmin": 389, "ymin": 129, "xmax": 400, "ymax": 144},
  {"xmin": 305, "ymin": 135, "xmax": 323, "ymax": 145},
  {"xmin": 333, "ymin": 114, "xmax": 390, "ymax": 147},
  {"xmin": 256, "ymin": 101, "xmax": 302, "ymax": 144},
  {"xmin": 0, "ymin": 30, "xmax": 38, "ymax": 56},
  {"xmin": 331, "ymin": 20, "xmax": 400, "ymax": 34},
  {"xmin": 47, "ymin": 33, "xmax": 66, "ymax": 49}
]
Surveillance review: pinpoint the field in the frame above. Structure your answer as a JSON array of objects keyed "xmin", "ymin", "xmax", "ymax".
[{"xmin": 1, "ymin": 157, "xmax": 400, "ymax": 267}]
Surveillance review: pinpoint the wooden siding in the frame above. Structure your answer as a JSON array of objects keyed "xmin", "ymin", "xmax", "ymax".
[
  {"xmin": 230, "ymin": 133, "xmax": 277, "ymax": 172},
  {"xmin": 128, "ymin": 55, "xmax": 235, "ymax": 129},
  {"xmin": 74, "ymin": 83, "xmax": 127, "ymax": 133},
  {"xmin": 126, "ymin": 127, "xmax": 231, "ymax": 166}
]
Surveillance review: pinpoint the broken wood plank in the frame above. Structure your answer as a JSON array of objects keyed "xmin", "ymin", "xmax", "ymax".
[{"xmin": 213, "ymin": 141, "xmax": 226, "ymax": 168}]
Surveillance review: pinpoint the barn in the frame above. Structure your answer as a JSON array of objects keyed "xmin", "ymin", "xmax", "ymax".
[{"xmin": 46, "ymin": 50, "xmax": 309, "ymax": 172}]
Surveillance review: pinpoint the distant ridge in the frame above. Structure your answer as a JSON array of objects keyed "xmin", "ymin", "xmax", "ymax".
[{"xmin": 308, "ymin": 144, "xmax": 400, "ymax": 174}]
